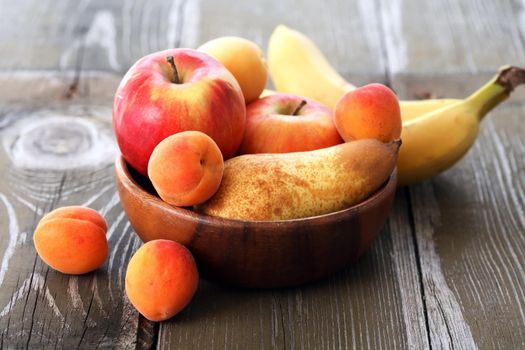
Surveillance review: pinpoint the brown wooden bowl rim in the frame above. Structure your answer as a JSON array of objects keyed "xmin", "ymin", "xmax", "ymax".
[{"xmin": 115, "ymin": 155, "xmax": 397, "ymax": 229}]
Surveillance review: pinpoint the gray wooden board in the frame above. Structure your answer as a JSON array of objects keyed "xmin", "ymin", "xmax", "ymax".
[
  {"xmin": 0, "ymin": 105, "xmax": 147, "ymax": 348},
  {"xmin": 380, "ymin": 0, "xmax": 525, "ymax": 101},
  {"xmin": 0, "ymin": 0, "xmax": 385, "ymax": 85},
  {"xmin": 407, "ymin": 103, "xmax": 525, "ymax": 350},
  {"xmin": 1, "ymin": 0, "xmax": 525, "ymax": 349},
  {"xmin": 2, "ymin": 0, "xmax": 525, "ymax": 101},
  {"xmin": 385, "ymin": 0, "xmax": 525, "ymax": 346}
]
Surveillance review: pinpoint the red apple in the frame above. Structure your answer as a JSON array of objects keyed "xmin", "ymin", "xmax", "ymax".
[
  {"xmin": 113, "ymin": 48, "xmax": 246, "ymax": 176},
  {"xmin": 239, "ymin": 93, "xmax": 342, "ymax": 154}
]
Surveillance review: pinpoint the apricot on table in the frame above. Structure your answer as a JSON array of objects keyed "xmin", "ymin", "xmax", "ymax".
[
  {"xmin": 335, "ymin": 83, "xmax": 402, "ymax": 142},
  {"xmin": 198, "ymin": 36, "xmax": 268, "ymax": 103},
  {"xmin": 33, "ymin": 206, "xmax": 108, "ymax": 274},
  {"xmin": 125, "ymin": 239, "xmax": 199, "ymax": 322},
  {"xmin": 148, "ymin": 131, "xmax": 224, "ymax": 207}
]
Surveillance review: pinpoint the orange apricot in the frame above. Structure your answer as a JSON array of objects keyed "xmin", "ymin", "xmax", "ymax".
[
  {"xmin": 335, "ymin": 83, "xmax": 401, "ymax": 142},
  {"xmin": 148, "ymin": 131, "xmax": 224, "ymax": 207},
  {"xmin": 198, "ymin": 37, "xmax": 268, "ymax": 103},
  {"xmin": 125, "ymin": 239, "xmax": 199, "ymax": 322},
  {"xmin": 33, "ymin": 206, "xmax": 108, "ymax": 275}
]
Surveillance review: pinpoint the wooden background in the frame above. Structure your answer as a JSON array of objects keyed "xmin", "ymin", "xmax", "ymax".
[{"xmin": 0, "ymin": 0, "xmax": 524, "ymax": 348}]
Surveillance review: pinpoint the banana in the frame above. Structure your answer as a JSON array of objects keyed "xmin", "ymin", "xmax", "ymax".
[
  {"xmin": 267, "ymin": 25, "xmax": 459, "ymax": 119},
  {"xmin": 268, "ymin": 25, "xmax": 525, "ymax": 185},
  {"xmin": 268, "ymin": 25, "xmax": 355, "ymax": 108},
  {"xmin": 398, "ymin": 67, "xmax": 523, "ymax": 185},
  {"xmin": 399, "ymin": 98, "xmax": 460, "ymax": 121}
]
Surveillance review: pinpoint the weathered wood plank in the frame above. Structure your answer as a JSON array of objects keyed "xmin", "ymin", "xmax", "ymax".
[
  {"xmin": 379, "ymin": 0, "xmax": 525, "ymax": 101},
  {"xmin": 4, "ymin": 0, "xmax": 525, "ymax": 348},
  {"xmin": 0, "ymin": 71, "xmax": 122, "ymax": 105},
  {"xmin": 0, "ymin": 105, "xmax": 145, "ymax": 348},
  {"xmin": 0, "ymin": 0, "xmax": 190, "ymax": 72},
  {"xmin": 407, "ymin": 103, "xmax": 525, "ymax": 349},
  {"xmin": 0, "ymin": 0, "xmax": 387, "ymax": 85},
  {"xmin": 381, "ymin": 0, "xmax": 525, "ymax": 347},
  {"xmin": 197, "ymin": 0, "xmax": 387, "ymax": 86},
  {"xmin": 4, "ymin": 0, "xmax": 524, "ymax": 105},
  {"xmin": 390, "ymin": 188, "xmax": 431, "ymax": 349}
]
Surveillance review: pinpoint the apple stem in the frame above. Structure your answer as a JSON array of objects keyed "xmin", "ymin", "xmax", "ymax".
[
  {"xmin": 166, "ymin": 56, "xmax": 180, "ymax": 84},
  {"xmin": 292, "ymin": 100, "xmax": 307, "ymax": 115}
]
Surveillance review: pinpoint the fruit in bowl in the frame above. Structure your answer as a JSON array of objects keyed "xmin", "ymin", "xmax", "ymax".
[
  {"xmin": 112, "ymin": 36, "xmax": 404, "ymax": 288},
  {"xmin": 240, "ymin": 93, "xmax": 343, "ymax": 154},
  {"xmin": 199, "ymin": 139, "xmax": 400, "ymax": 221},
  {"xmin": 198, "ymin": 36, "xmax": 268, "ymax": 104},
  {"xmin": 112, "ymin": 48, "xmax": 246, "ymax": 176},
  {"xmin": 115, "ymin": 156, "xmax": 398, "ymax": 287},
  {"xmin": 148, "ymin": 131, "xmax": 224, "ymax": 207},
  {"xmin": 335, "ymin": 84, "xmax": 402, "ymax": 142}
]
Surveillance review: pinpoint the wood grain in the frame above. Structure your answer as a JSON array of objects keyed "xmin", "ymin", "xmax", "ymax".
[
  {"xmin": 379, "ymin": 0, "xmax": 525, "ymax": 101},
  {"xmin": 197, "ymin": 0, "xmax": 387, "ymax": 86},
  {"xmin": 0, "ymin": 106, "xmax": 145, "ymax": 348},
  {"xmin": 407, "ymin": 103, "xmax": 525, "ymax": 349},
  {"xmin": 0, "ymin": 0, "xmax": 387, "ymax": 84},
  {"xmin": 0, "ymin": 0, "xmax": 525, "ymax": 348},
  {"xmin": 389, "ymin": 188, "xmax": 431, "ymax": 349},
  {"xmin": 159, "ymin": 192, "xmax": 423, "ymax": 349},
  {"xmin": 383, "ymin": 1, "xmax": 525, "ymax": 347}
]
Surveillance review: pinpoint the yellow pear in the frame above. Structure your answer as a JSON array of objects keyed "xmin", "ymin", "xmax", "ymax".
[{"xmin": 197, "ymin": 139, "xmax": 400, "ymax": 221}]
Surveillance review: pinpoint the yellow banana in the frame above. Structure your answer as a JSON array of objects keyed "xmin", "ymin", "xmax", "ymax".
[
  {"xmin": 267, "ymin": 25, "xmax": 459, "ymax": 119},
  {"xmin": 398, "ymin": 67, "xmax": 523, "ymax": 185},
  {"xmin": 399, "ymin": 99, "xmax": 459, "ymax": 121},
  {"xmin": 261, "ymin": 87, "xmax": 456, "ymax": 120},
  {"xmin": 267, "ymin": 25, "xmax": 355, "ymax": 108},
  {"xmin": 268, "ymin": 25, "xmax": 525, "ymax": 185}
]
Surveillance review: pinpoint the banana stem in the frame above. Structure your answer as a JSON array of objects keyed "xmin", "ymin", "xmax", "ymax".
[
  {"xmin": 496, "ymin": 66, "xmax": 525, "ymax": 93},
  {"xmin": 467, "ymin": 66, "xmax": 525, "ymax": 119}
]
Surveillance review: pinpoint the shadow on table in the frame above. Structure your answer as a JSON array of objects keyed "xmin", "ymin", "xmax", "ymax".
[{"xmin": 168, "ymin": 236, "xmax": 384, "ymax": 324}]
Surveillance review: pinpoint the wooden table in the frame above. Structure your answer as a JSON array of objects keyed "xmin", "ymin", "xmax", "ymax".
[{"xmin": 1, "ymin": 1, "xmax": 524, "ymax": 348}]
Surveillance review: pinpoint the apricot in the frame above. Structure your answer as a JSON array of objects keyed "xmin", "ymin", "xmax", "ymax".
[
  {"xmin": 148, "ymin": 131, "xmax": 224, "ymax": 207},
  {"xmin": 335, "ymin": 83, "xmax": 402, "ymax": 142},
  {"xmin": 33, "ymin": 206, "xmax": 108, "ymax": 274},
  {"xmin": 198, "ymin": 36, "xmax": 268, "ymax": 103},
  {"xmin": 125, "ymin": 239, "xmax": 199, "ymax": 321}
]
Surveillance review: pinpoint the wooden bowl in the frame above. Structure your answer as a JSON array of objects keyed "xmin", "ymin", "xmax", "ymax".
[{"xmin": 115, "ymin": 155, "xmax": 397, "ymax": 288}]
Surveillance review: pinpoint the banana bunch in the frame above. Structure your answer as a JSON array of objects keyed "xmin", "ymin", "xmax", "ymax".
[{"xmin": 267, "ymin": 25, "xmax": 525, "ymax": 185}]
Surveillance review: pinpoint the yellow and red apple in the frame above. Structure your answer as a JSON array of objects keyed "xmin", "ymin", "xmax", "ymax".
[
  {"xmin": 113, "ymin": 49, "xmax": 246, "ymax": 176},
  {"xmin": 240, "ymin": 93, "xmax": 342, "ymax": 154}
]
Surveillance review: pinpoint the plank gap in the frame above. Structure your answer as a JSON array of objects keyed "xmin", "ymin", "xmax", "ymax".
[
  {"xmin": 136, "ymin": 316, "xmax": 158, "ymax": 350},
  {"xmin": 404, "ymin": 187, "xmax": 433, "ymax": 350}
]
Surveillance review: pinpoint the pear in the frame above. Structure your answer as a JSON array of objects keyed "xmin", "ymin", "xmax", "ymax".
[{"xmin": 197, "ymin": 139, "xmax": 400, "ymax": 221}]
